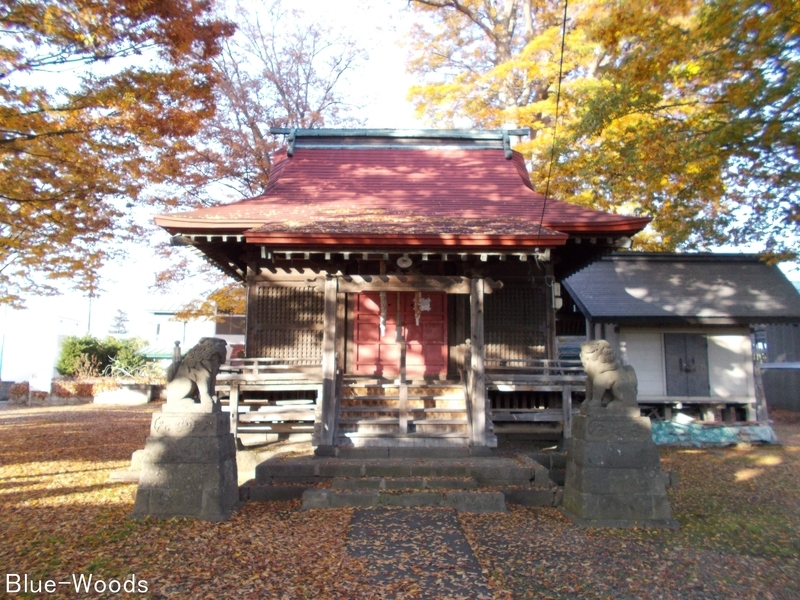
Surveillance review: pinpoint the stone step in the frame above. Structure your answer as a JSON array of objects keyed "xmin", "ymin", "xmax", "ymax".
[
  {"xmin": 529, "ymin": 451, "xmax": 568, "ymax": 470},
  {"xmin": 338, "ymin": 431, "xmax": 471, "ymax": 443},
  {"xmin": 330, "ymin": 446, "xmax": 487, "ymax": 459},
  {"xmin": 527, "ymin": 451, "xmax": 567, "ymax": 485},
  {"xmin": 331, "ymin": 476, "xmax": 479, "ymax": 491},
  {"xmin": 302, "ymin": 488, "xmax": 507, "ymax": 512},
  {"xmin": 255, "ymin": 456, "xmax": 547, "ymax": 486},
  {"xmin": 240, "ymin": 481, "xmax": 560, "ymax": 509}
]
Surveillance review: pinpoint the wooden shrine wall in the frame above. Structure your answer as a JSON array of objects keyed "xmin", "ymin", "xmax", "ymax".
[
  {"xmin": 245, "ymin": 275, "xmax": 551, "ymax": 366},
  {"xmin": 246, "ymin": 282, "xmax": 324, "ymax": 361},
  {"xmin": 484, "ymin": 281, "xmax": 550, "ymax": 362}
]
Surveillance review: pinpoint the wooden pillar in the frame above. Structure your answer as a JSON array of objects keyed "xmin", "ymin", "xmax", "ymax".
[
  {"xmin": 245, "ymin": 283, "xmax": 258, "ymax": 358},
  {"xmin": 396, "ymin": 291, "xmax": 408, "ymax": 434},
  {"xmin": 320, "ymin": 277, "xmax": 338, "ymax": 445},
  {"xmin": 470, "ymin": 278, "xmax": 487, "ymax": 446},
  {"xmin": 605, "ymin": 324, "xmax": 620, "ymax": 355},
  {"xmin": 545, "ymin": 267, "xmax": 557, "ymax": 359}
]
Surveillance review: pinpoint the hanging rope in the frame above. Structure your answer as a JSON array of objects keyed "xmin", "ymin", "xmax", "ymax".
[{"xmin": 535, "ymin": 0, "xmax": 569, "ymax": 246}]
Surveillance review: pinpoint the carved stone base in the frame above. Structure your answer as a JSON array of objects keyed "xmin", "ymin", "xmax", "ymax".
[
  {"xmin": 131, "ymin": 411, "xmax": 239, "ymax": 521},
  {"xmin": 561, "ymin": 413, "xmax": 678, "ymax": 528}
]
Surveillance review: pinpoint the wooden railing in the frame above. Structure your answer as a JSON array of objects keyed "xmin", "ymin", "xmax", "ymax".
[
  {"xmin": 215, "ymin": 358, "xmax": 323, "ymax": 440},
  {"xmin": 485, "ymin": 359, "xmax": 587, "ymax": 438},
  {"xmin": 485, "ymin": 358, "xmax": 585, "ymax": 374},
  {"xmin": 218, "ymin": 357, "xmax": 321, "ymax": 378}
]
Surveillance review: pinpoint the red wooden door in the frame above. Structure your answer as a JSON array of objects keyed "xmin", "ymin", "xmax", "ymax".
[{"xmin": 353, "ymin": 292, "xmax": 447, "ymax": 377}]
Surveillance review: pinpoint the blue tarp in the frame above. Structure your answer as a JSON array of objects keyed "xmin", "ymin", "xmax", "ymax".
[{"xmin": 651, "ymin": 420, "xmax": 777, "ymax": 446}]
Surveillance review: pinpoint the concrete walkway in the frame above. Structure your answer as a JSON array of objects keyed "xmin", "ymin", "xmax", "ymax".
[{"xmin": 346, "ymin": 508, "xmax": 494, "ymax": 599}]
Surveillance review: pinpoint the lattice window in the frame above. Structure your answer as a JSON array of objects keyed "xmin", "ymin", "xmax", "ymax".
[
  {"xmin": 484, "ymin": 282, "xmax": 548, "ymax": 361},
  {"xmin": 247, "ymin": 285, "xmax": 324, "ymax": 360}
]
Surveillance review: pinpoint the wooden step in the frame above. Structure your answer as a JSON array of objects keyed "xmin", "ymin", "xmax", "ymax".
[
  {"xmin": 239, "ymin": 410, "xmax": 314, "ymax": 423},
  {"xmin": 235, "ymin": 423, "xmax": 315, "ymax": 433},
  {"xmin": 341, "ymin": 394, "xmax": 464, "ymax": 400},
  {"xmin": 339, "ymin": 431, "xmax": 470, "ymax": 439},
  {"xmin": 341, "ymin": 380, "xmax": 461, "ymax": 387},
  {"xmin": 338, "ymin": 423, "xmax": 468, "ymax": 434},
  {"xmin": 340, "ymin": 406, "xmax": 467, "ymax": 421},
  {"xmin": 338, "ymin": 424, "xmax": 404, "ymax": 434},
  {"xmin": 339, "ymin": 406, "xmax": 400, "ymax": 413},
  {"xmin": 342, "ymin": 390, "xmax": 464, "ymax": 399},
  {"xmin": 340, "ymin": 400, "xmax": 466, "ymax": 410},
  {"xmin": 338, "ymin": 416, "xmax": 468, "ymax": 425},
  {"xmin": 339, "ymin": 417, "xmax": 402, "ymax": 425},
  {"xmin": 336, "ymin": 382, "xmax": 469, "ymax": 443},
  {"xmin": 414, "ymin": 423, "xmax": 468, "ymax": 434}
]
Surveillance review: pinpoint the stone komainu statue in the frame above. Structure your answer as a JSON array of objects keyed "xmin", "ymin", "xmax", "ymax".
[
  {"xmin": 579, "ymin": 339, "xmax": 638, "ymax": 414},
  {"xmin": 166, "ymin": 337, "xmax": 228, "ymax": 412}
]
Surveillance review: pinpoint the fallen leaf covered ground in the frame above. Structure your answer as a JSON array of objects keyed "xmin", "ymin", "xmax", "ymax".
[{"xmin": 1, "ymin": 402, "xmax": 799, "ymax": 599}]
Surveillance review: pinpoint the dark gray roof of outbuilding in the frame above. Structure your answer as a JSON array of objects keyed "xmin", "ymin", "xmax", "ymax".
[{"xmin": 562, "ymin": 253, "xmax": 800, "ymax": 325}]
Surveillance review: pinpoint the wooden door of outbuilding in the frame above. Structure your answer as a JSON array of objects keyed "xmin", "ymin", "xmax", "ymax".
[{"xmin": 664, "ymin": 333, "xmax": 710, "ymax": 396}]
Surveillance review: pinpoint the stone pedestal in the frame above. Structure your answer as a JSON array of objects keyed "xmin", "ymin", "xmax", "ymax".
[
  {"xmin": 561, "ymin": 410, "xmax": 678, "ymax": 528},
  {"xmin": 131, "ymin": 411, "xmax": 239, "ymax": 521}
]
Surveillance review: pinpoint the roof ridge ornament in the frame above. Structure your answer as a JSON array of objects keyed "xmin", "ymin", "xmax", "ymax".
[
  {"xmin": 503, "ymin": 130, "xmax": 512, "ymax": 159},
  {"xmin": 286, "ymin": 128, "xmax": 297, "ymax": 157},
  {"xmin": 270, "ymin": 127, "xmax": 530, "ymax": 155}
]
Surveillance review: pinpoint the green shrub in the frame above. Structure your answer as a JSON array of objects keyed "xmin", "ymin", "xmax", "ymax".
[
  {"xmin": 56, "ymin": 335, "xmax": 149, "ymax": 378},
  {"xmin": 102, "ymin": 337, "xmax": 148, "ymax": 374},
  {"xmin": 56, "ymin": 335, "xmax": 106, "ymax": 377}
]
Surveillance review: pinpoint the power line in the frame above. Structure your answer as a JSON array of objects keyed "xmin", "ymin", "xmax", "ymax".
[{"xmin": 536, "ymin": 0, "xmax": 570, "ymax": 246}]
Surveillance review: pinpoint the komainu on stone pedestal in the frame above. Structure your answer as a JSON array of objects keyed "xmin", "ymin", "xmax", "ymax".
[
  {"xmin": 165, "ymin": 337, "xmax": 228, "ymax": 413},
  {"xmin": 131, "ymin": 338, "xmax": 239, "ymax": 521},
  {"xmin": 561, "ymin": 340, "xmax": 678, "ymax": 528}
]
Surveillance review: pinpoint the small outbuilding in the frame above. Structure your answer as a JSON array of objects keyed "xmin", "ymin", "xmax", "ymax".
[{"xmin": 563, "ymin": 253, "xmax": 800, "ymax": 423}]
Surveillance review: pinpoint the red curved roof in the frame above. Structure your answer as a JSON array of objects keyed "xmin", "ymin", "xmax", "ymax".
[{"xmin": 155, "ymin": 145, "xmax": 649, "ymax": 249}]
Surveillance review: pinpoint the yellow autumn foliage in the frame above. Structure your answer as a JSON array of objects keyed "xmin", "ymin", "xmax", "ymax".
[{"xmin": 405, "ymin": 0, "xmax": 800, "ymax": 257}]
